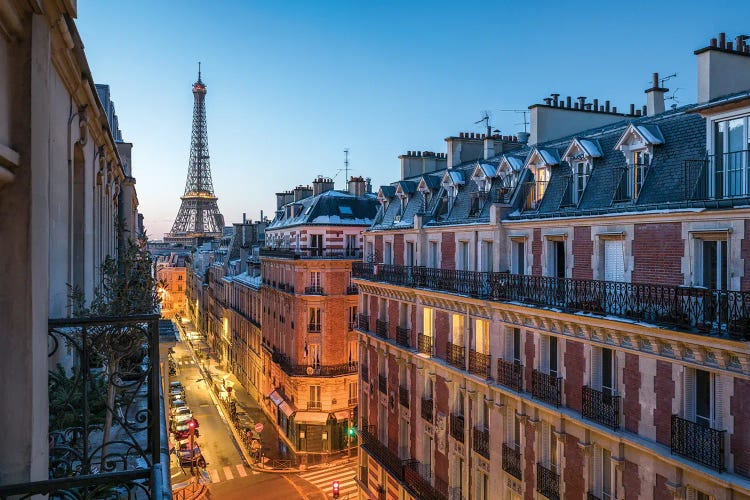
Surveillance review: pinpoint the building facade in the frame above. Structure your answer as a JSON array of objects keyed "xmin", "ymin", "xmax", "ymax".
[
  {"xmin": 354, "ymin": 36, "xmax": 750, "ymax": 500},
  {"xmin": 156, "ymin": 253, "xmax": 188, "ymax": 319}
]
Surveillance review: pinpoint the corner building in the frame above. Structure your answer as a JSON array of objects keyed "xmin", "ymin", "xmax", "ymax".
[{"xmin": 354, "ymin": 35, "xmax": 750, "ymax": 500}]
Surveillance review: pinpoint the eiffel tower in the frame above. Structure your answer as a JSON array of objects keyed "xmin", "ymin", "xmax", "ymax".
[{"xmin": 165, "ymin": 64, "xmax": 224, "ymax": 246}]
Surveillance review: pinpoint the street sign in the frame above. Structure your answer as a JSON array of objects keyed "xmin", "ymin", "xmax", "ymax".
[{"xmin": 254, "ymin": 422, "xmax": 264, "ymax": 433}]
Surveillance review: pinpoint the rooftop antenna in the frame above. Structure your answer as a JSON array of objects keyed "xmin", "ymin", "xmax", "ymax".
[
  {"xmin": 344, "ymin": 148, "xmax": 350, "ymax": 190},
  {"xmin": 500, "ymin": 109, "xmax": 530, "ymax": 133},
  {"xmin": 659, "ymin": 73, "xmax": 677, "ymax": 87},
  {"xmin": 198, "ymin": 61, "xmax": 202, "ymax": 82},
  {"xmin": 474, "ymin": 110, "xmax": 492, "ymax": 135}
]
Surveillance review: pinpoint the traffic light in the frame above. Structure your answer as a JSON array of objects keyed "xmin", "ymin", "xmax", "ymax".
[
  {"xmin": 332, "ymin": 481, "xmax": 340, "ymax": 499},
  {"xmin": 188, "ymin": 420, "xmax": 196, "ymax": 429},
  {"xmin": 347, "ymin": 425, "xmax": 356, "ymax": 437}
]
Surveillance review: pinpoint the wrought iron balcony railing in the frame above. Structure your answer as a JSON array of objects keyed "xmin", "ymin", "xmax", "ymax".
[
  {"xmin": 536, "ymin": 462, "xmax": 560, "ymax": 500},
  {"xmin": 446, "ymin": 343, "xmax": 465, "ymax": 370},
  {"xmin": 375, "ymin": 319, "xmax": 389, "ymax": 339},
  {"xmin": 0, "ymin": 314, "xmax": 164, "ymax": 500},
  {"xmin": 472, "ymin": 427, "xmax": 490, "ymax": 459},
  {"xmin": 304, "ymin": 285, "xmax": 325, "ymax": 295},
  {"xmin": 260, "ymin": 246, "xmax": 363, "ymax": 260},
  {"xmin": 399, "ymin": 385, "xmax": 410, "ymax": 408},
  {"xmin": 404, "ymin": 460, "xmax": 448, "ymax": 500},
  {"xmin": 396, "ymin": 326, "xmax": 411, "ymax": 348},
  {"xmin": 274, "ymin": 352, "xmax": 358, "ymax": 377},
  {"xmin": 308, "ymin": 401, "xmax": 322, "ymax": 410},
  {"xmin": 671, "ymin": 414, "xmax": 726, "ymax": 472},
  {"xmin": 521, "ymin": 180, "xmax": 549, "ymax": 211},
  {"xmin": 360, "ymin": 425, "xmax": 406, "ymax": 482},
  {"xmin": 684, "ymin": 149, "xmax": 750, "ymax": 201},
  {"xmin": 502, "ymin": 443, "xmax": 522, "ymax": 480},
  {"xmin": 449, "ymin": 413, "xmax": 465, "ymax": 443},
  {"xmin": 358, "ymin": 313, "xmax": 370, "ymax": 331},
  {"xmin": 613, "ymin": 163, "xmax": 650, "ymax": 202},
  {"xmin": 421, "ymin": 396, "xmax": 434, "ymax": 423},
  {"xmin": 532, "ymin": 370, "xmax": 562, "ymax": 407},
  {"xmin": 379, "ymin": 374, "xmax": 387, "ymax": 394},
  {"xmin": 497, "ymin": 359, "xmax": 524, "ymax": 392},
  {"xmin": 582, "ymin": 386, "xmax": 621, "ymax": 430},
  {"xmin": 308, "ymin": 323, "xmax": 321, "ymax": 333},
  {"xmin": 349, "ymin": 321, "xmax": 356, "ymax": 331},
  {"xmin": 351, "ymin": 262, "xmax": 750, "ymax": 340},
  {"xmin": 468, "ymin": 350, "xmax": 491, "ymax": 379},
  {"xmin": 418, "ymin": 333, "xmax": 433, "ymax": 356},
  {"xmin": 347, "ymin": 284, "xmax": 359, "ymax": 295}
]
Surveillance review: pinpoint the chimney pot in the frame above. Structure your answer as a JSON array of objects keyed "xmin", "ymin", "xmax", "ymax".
[
  {"xmin": 605, "ymin": 100, "xmax": 610, "ymax": 112},
  {"xmin": 736, "ymin": 36, "xmax": 743, "ymax": 50},
  {"xmin": 577, "ymin": 96, "xmax": 586, "ymax": 108},
  {"xmin": 574, "ymin": 102, "xmax": 580, "ymax": 110},
  {"xmin": 710, "ymin": 38, "xmax": 717, "ymax": 47},
  {"xmin": 566, "ymin": 96, "xmax": 572, "ymax": 108},
  {"xmin": 584, "ymin": 103, "xmax": 592, "ymax": 110},
  {"xmin": 727, "ymin": 41, "xmax": 734, "ymax": 51},
  {"xmin": 593, "ymin": 98, "xmax": 599, "ymax": 110},
  {"xmin": 652, "ymin": 72, "xmax": 659, "ymax": 88},
  {"xmin": 642, "ymin": 105, "xmax": 647, "ymax": 115},
  {"xmin": 629, "ymin": 103, "xmax": 635, "ymax": 115},
  {"xmin": 635, "ymin": 109, "xmax": 642, "ymax": 117},
  {"xmin": 551, "ymin": 93, "xmax": 560, "ymax": 105},
  {"xmin": 612, "ymin": 106, "xmax": 617, "ymax": 113},
  {"xmin": 719, "ymin": 32, "xmax": 726, "ymax": 48},
  {"xmin": 543, "ymin": 97, "xmax": 552, "ymax": 105},
  {"xmin": 600, "ymin": 106, "xmax": 604, "ymax": 112}
]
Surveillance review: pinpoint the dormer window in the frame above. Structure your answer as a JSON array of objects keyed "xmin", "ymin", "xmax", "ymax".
[
  {"xmin": 562, "ymin": 139, "xmax": 601, "ymax": 206},
  {"xmin": 712, "ymin": 116, "xmax": 749, "ymax": 198},
  {"xmin": 573, "ymin": 161, "xmax": 592, "ymax": 203},
  {"xmin": 614, "ymin": 125, "xmax": 662, "ymax": 202}
]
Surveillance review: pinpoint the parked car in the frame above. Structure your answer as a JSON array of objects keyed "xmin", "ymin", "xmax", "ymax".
[
  {"xmin": 169, "ymin": 392, "xmax": 184, "ymax": 405},
  {"xmin": 175, "ymin": 439, "xmax": 204, "ymax": 467},
  {"xmin": 170, "ymin": 400, "xmax": 187, "ymax": 415},
  {"xmin": 171, "ymin": 406, "xmax": 192, "ymax": 421},
  {"xmin": 171, "ymin": 413, "xmax": 195, "ymax": 428}
]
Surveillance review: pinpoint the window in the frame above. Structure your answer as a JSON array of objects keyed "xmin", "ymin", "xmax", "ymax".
[
  {"xmin": 308, "ymin": 307, "xmax": 321, "ymax": 331},
  {"xmin": 547, "ymin": 240, "xmax": 566, "ymax": 278},
  {"xmin": 602, "ymin": 238, "xmax": 625, "ymax": 282},
  {"xmin": 310, "ymin": 271, "xmax": 321, "ymax": 288},
  {"xmin": 511, "ymin": 240, "xmax": 525, "ymax": 275},
  {"xmin": 474, "ymin": 319, "xmax": 489, "ymax": 355},
  {"xmin": 308, "ymin": 344, "xmax": 321, "ymax": 368},
  {"xmin": 428, "ymin": 241, "xmax": 439, "ymax": 268},
  {"xmin": 476, "ymin": 471, "xmax": 489, "ymax": 500},
  {"xmin": 696, "ymin": 238, "xmax": 728, "ymax": 290},
  {"xmin": 541, "ymin": 422, "xmax": 558, "ymax": 470},
  {"xmin": 378, "ymin": 298, "xmax": 387, "ymax": 321},
  {"xmin": 506, "ymin": 327, "xmax": 522, "ymax": 364},
  {"xmin": 542, "ymin": 335, "xmax": 559, "ymax": 377},
  {"xmin": 346, "ymin": 234, "xmax": 357, "ymax": 255},
  {"xmin": 349, "ymin": 382, "xmax": 357, "ymax": 405},
  {"xmin": 451, "ymin": 314, "xmax": 465, "ymax": 345},
  {"xmin": 310, "ymin": 234, "xmax": 323, "ymax": 255},
  {"xmin": 591, "ymin": 347, "xmax": 616, "ymax": 396},
  {"xmin": 177, "ymin": 284, "xmax": 183, "ymax": 291},
  {"xmin": 366, "ymin": 241, "xmax": 374, "ymax": 261},
  {"xmin": 573, "ymin": 161, "xmax": 591, "ymax": 203},
  {"xmin": 348, "ymin": 306, "xmax": 357, "ymax": 329},
  {"xmin": 310, "ymin": 385, "xmax": 321, "ymax": 406},
  {"xmin": 405, "ymin": 241, "xmax": 415, "ymax": 266},
  {"xmin": 348, "ymin": 341, "xmax": 357, "ymax": 364},
  {"xmin": 379, "ymin": 402, "xmax": 388, "ymax": 443},
  {"xmin": 527, "ymin": 166, "xmax": 550, "ymax": 209},
  {"xmin": 458, "ymin": 241, "xmax": 469, "ymax": 271},
  {"xmin": 178, "ymin": 275, "xmax": 183, "ymax": 280},
  {"xmin": 399, "ymin": 302, "xmax": 409, "ymax": 328},
  {"xmin": 384, "ymin": 242, "xmax": 393, "ymax": 265},
  {"xmin": 423, "ymin": 308, "xmax": 434, "ymax": 338},
  {"xmin": 713, "ymin": 116, "xmax": 749, "ymax": 198},
  {"xmin": 593, "ymin": 446, "xmax": 612, "ymax": 500},
  {"xmin": 481, "ymin": 241, "xmax": 493, "ymax": 272},
  {"xmin": 685, "ymin": 367, "xmax": 716, "ymax": 427},
  {"xmin": 423, "ymin": 434, "xmax": 433, "ymax": 472},
  {"xmin": 399, "ymin": 417, "xmax": 410, "ymax": 459}
]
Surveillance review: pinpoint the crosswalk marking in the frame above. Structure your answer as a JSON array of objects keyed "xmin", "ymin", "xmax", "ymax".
[
  {"xmin": 298, "ymin": 462, "xmax": 358, "ymax": 498},
  {"xmin": 223, "ymin": 466, "xmax": 234, "ymax": 480},
  {"xmin": 208, "ymin": 469, "xmax": 220, "ymax": 483},
  {"xmin": 236, "ymin": 464, "xmax": 247, "ymax": 477}
]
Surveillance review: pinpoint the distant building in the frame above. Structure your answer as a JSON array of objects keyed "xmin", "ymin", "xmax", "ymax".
[{"xmin": 155, "ymin": 253, "xmax": 188, "ymax": 319}]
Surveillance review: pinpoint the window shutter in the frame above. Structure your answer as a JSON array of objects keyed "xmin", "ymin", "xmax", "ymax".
[
  {"xmin": 714, "ymin": 373, "xmax": 724, "ymax": 429},
  {"xmin": 604, "ymin": 239, "xmax": 626, "ymax": 282},
  {"xmin": 542, "ymin": 422, "xmax": 551, "ymax": 464},
  {"xmin": 505, "ymin": 329, "xmax": 512, "ymax": 360},
  {"xmin": 541, "ymin": 336, "xmax": 550, "ymax": 373},
  {"xmin": 686, "ymin": 487, "xmax": 697, "ymax": 500},
  {"xmin": 684, "ymin": 367, "xmax": 696, "ymax": 421},
  {"xmin": 591, "ymin": 347, "xmax": 602, "ymax": 390},
  {"xmin": 592, "ymin": 446, "xmax": 602, "ymax": 494}
]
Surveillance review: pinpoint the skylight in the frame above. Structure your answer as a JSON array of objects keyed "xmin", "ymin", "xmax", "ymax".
[{"xmin": 339, "ymin": 205, "xmax": 353, "ymax": 216}]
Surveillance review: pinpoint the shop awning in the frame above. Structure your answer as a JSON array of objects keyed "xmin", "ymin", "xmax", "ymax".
[
  {"xmin": 278, "ymin": 401, "xmax": 295, "ymax": 418},
  {"xmin": 332, "ymin": 409, "xmax": 353, "ymax": 422},
  {"xmin": 268, "ymin": 390, "xmax": 283, "ymax": 407},
  {"xmin": 293, "ymin": 412, "xmax": 330, "ymax": 425}
]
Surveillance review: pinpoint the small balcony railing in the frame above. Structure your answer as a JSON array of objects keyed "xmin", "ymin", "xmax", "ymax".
[
  {"xmin": 532, "ymin": 369, "xmax": 562, "ymax": 407},
  {"xmin": 396, "ymin": 326, "xmax": 411, "ymax": 348},
  {"xmin": 349, "ymin": 321, "xmax": 356, "ymax": 331},
  {"xmin": 308, "ymin": 401, "xmax": 322, "ymax": 410},
  {"xmin": 613, "ymin": 163, "xmax": 650, "ymax": 202},
  {"xmin": 274, "ymin": 353, "xmax": 358, "ymax": 377},
  {"xmin": 304, "ymin": 285, "xmax": 325, "ymax": 295},
  {"xmin": 360, "ymin": 465, "xmax": 368, "ymax": 489},
  {"xmin": 449, "ymin": 413, "xmax": 465, "ymax": 443},
  {"xmin": 404, "ymin": 460, "xmax": 448, "ymax": 500},
  {"xmin": 421, "ymin": 396, "xmax": 434, "ymax": 423},
  {"xmin": 468, "ymin": 350, "xmax": 491, "ymax": 379},
  {"xmin": 378, "ymin": 374, "xmax": 387, "ymax": 394},
  {"xmin": 536, "ymin": 463, "xmax": 560, "ymax": 500},
  {"xmin": 497, "ymin": 359, "xmax": 523, "ymax": 392},
  {"xmin": 684, "ymin": 149, "xmax": 750, "ymax": 201},
  {"xmin": 375, "ymin": 319, "xmax": 389, "ymax": 339},
  {"xmin": 671, "ymin": 414, "xmax": 726, "ymax": 472},
  {"xmin": 502, "ymin": 443, "xmax": 522, "ymax": 480},
  {"xmin": 418, "ymin": 333, "xmax": 433, "ymax": 356},
  {"xmin": 358, "ymin": 313, "xmax": 370, "ymax": 331},
  {"xmin": 308, "ymin": 323, "xmax": 321, "ymax": 333},
  {"xmin": 446, "ymin": 343, "xmax": 465, "ymax": 370},
  {"xmin": 582, "ymin": 386, "xmax": 621, "ymax": 430},
  {"xmin": 346, "ymin": 284, "xmax": 359, "ymax": 295},
  {"xmin": 472, "ymin": 427, "xmax": 490, "ymax": 459},
  {"xmin": 522, "ymin": 180, "xmax": 549, "ymax": 211},
  {"xmin": 360, "ymin": 425, "xmax": 406, "ymax": 482},
  {"xmin": 399, "ymin": 385, "xmax": 410, "ymax": 408}
]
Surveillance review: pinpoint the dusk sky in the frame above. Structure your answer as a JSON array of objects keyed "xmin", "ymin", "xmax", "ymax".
[{"xmin": 77, "ymin": 0, "xmax": 750, "ymax": 239}]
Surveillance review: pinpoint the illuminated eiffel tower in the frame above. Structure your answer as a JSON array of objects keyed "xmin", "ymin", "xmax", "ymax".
[{"xmin": 165, "ymin": 64, "xmax": 224, "ymax": 246}]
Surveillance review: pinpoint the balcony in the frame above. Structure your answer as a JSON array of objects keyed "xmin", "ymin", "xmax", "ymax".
[
  {"xmin": 497, "ymin": 359, "xmax": 524, "ymax": 392},
  {"xmin": 347, "ymin": 284, "xmax": 359, "ymax": 295},
  {"xmin": 308, "ymin": 323, "xmax": 321, "ymax": 333},
  {"xmin": 0, "ymin": 314, "xmax": 164, "ymax": 499},
  {"xmin": 532, "ymin": 370, "xmax": 562, "ymax": 407},
  {"xmin": 308, "ymin": 401, "xmax": 322, "ymax": 410},
  {"xmin": 396, "ymin": 326, "xmax": 411, "ymax": 348},
  {"xmin": 360, "ymin": 425, "xmax": 406, "ymax": 482},
  {"xmin": 502, "ymin": 443, "xmax": 522, "ymax": 480},
  {"xmin": 404, "ymin": 460, "xmax": 448, "ymax": 500},
  {"xmin": 378, "ymin": 374, "xmax": 387, "ymax": 394},
  {"xmin": 418, "ymin": 333, "xmax": 433, "ymax": 356},
  {"xmin": 468, "ymin": 350, "xmax": 491, "ymax": 379},
  {"xmin": 304, "ymin": 285, "xmax": 325, "ymax": 295},
  {"xmin": 472, "ymin": 427, "xmax": 490, "ymax": 459},
  {"xmin": 358, "ymin": 313, "xmax": 370, "ymax": 331},
  {"xmin": 684, "ymin": 149, "xmax": 750, "ymax": 201},
  {"xmin": 536, "ymin": 463, "xmax": 560, "ymax": 500},
  {"xmin": 446, "ymin": 343, "xmax": 465, "ymax": 370},
  {"xmin": 351, "ymin": 262, "xmax": 750, "ymax": 340},
  {"xmin": 613, "ymin": 163, "xmax": 649, "ymax": 202},
  {"xmin": 399, "ymin": 385, "xmax": 410, "ymax": 408},
  {"xmin": 274, "ymin": 353, "xmax": 358, "ymax": 377},
  {"xmin": 671, "ymin": 414, "xmax": 726, "ymax": 472},
  {"xmin": 582, "ymin": 386, "xmax": 621, "ymax": 430},
  {"xmin": 449, "ymin": 413, "xmax": 464, "ymax": 443},
  {"xmin": 421, "ymin": 396, "xmax": 434, "ymax": 423},
  {"xmin": 375, "ymin": 319, "xmax": 389, "ymax": 339},
  {"xmin": 360, "ymin": 465, "xmax": 368, "ymax": 489},
  {"xmin": 260, "ymin": 246, "xmax": 363, "ymax": 260}
]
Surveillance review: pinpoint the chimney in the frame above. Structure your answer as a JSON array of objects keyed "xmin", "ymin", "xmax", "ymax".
[
  {"xmin": 645, "ymin": 73, "xmax": 668, "ymax": 116},
  {"xmin": 348, "ymin": 176, "xmax": 366, "ymax": 196},
  {"xmin": 293, "ymin": 185, "xmax": 313, "ymax": 201},
  {"xmin": 696, "ymin": 32, "xmax": 750, "ymax": 103},
  {"xmin": 275, "ymin": 192, "xmax": 288, "ymax": 209},
  {"xmin": 445, "ymin": 132, "xmax": 483, "ymax": 168},
  {"xmin": 365, "ymin": 177, "xmax": 372, "ymax": 194},
  {"xmin": 312, "ymin": 176, "xmax": 334, "ymax": 196}
]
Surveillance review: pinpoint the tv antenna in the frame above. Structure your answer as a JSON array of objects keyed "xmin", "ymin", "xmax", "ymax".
[
  {"xmin": 474, "ymin": 110, "xmax": 492, "ymax": 133},
  {"xmin": 500, "ymin": 109, "xmax": 530, "ymax": 133},
  {"xmin": 343, "ymin": 148, "xmax": 350, "ymax": 189},
  {"xmin": 659, "ymin": 73, "xmax": 677, "ymax": 87}
]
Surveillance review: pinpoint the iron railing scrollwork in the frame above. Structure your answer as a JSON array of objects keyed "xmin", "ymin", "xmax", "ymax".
[
  {"xmin": 472, "ymin": 428, "xmax": 489, "ymax": 459},
  {"xmin": 670, "ymin": 414, "xmax": 726, "ymax": 472},
  {"xmin": 536, "ymin": 462, "xmax": 560, "ymax": 500},
  {"xmin": 399, "ymin": 386, "xmax": 410, "ymax": 408},
  {"xmin": 532, "ymin": 370, "xmax": 562, "ymax": 407},
  {"xmin": 497, "ymin": 359, "xmax": 524, "ymax": 392},
  {"xmin": 684, "ymin": 150, "xmax": 750, "ymax": 201},
  {"xmin": 449, "ymin": 413, "xmax": 464, "ymax": 443},
  {"xmin": 418, "ymin": 333, "xmax": 433, "ymax": 356},
  {"xmin": 304, "ymin": 285, "xmax": 325, "ymax": 295},
  {"xmin": 468, "ymin": 350, "xmax": 490, "ymax": 379},
  {"xmin": 446, "ymin": 343, "xmax": 465, "ymax": 370},
  {"xmin": 375, "ymin": 319, "xmax": 389, "ymax": 339},
  {"xmin": 421, "ymin": 396, "xmax": 434, "ymax": 422},
  {"xmin": 502, "ymin": 443, "xmax": 522, "ymax": 480},
  {"xmin": 396, "ymin": 326, "xmax": 411, "ymax": 348},
  {"xmin": 404, "ymin": 460, "xmax": 447, "ymax": 500},
  {"xmin": 358, "ymin": 313, "xmax": 370, "ymax": 332},
  {"xmin": 582, "ymin": 386, "xmax": 621, "ymax": 430}
]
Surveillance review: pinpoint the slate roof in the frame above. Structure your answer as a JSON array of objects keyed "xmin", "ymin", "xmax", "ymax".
[{"xmin": 267, "ymin": 190, "xmax": 379, "ymax": 229}]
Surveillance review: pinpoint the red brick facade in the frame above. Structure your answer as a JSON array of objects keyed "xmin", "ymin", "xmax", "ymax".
[
  {"xmin": 531, "ymin": 228, "xmax": 542, "ymax": 276},
  {"xmin": 653, "ymin": 360, "xmax": 675, "ymax": 446},
  {"xmin": 632, "ymin": 222, "xmax": 683, "ymax": 285},
  {"xmin": 623, "ymin": 353, "xmax": 641, "ymax": 434},
  {"xmin": 572, "ymin": 226, "xmax": 593, "ymax": 280},
  {"xmin": 563, "ymin": 434, "xmax": 584, "ymax": 498},
  {"xmin": 441, "ymin": 232, "xmax": 455, "ymax": 270},
  {"xmin": 563, "ymin": 341, "xmax": 584, "ymax": 412},
  {"xmin": 731, "ymin": 378, "xmax": 750, "ymax": 477}
]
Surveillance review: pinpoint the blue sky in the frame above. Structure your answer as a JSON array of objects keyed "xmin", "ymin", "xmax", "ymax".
[{"xmin": 77, "ymin": 0, "xmax": 750, "ymax": 239}]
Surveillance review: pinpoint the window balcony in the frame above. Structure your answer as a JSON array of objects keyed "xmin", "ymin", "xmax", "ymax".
[
  {"xmin": 275, "ymin": 355, "xmax": 358, "ymax": 377},
  {"xmin": 260, "ymin": 246, "xmax": 363, "ymax": 260},
  {"xmin": 351, "ymin": 263, "xmax": 750, "ymax": 340},
  {"xmin": 417, "ymin": 333, "xmax": 433, "ymax": 356},
  {"xmin": 468, "ymin": 350, "xmax": 490, "ymax": 379},
  {"xmin": 308, "ymin": 323, "xmax": 321, "ymax": 333},
  {"xmin": 446, "ymin": 343, "xmax": 465, "ymax": 370},
  {"xmin": 671, "ymin": 414, "xmax": 726, "ymax": 472},
  {"xmin": 396, "ymin": 326, "xmax": 411, "ymax": 348},
  {"xmin": 358, "ymin": 313, "xmax": 370, "ymax": 332},
  {"xmin": 502, "ymin": 443, "xmax": 522, "ymax": 480},
  {"xmin": 304, "ymin": 285, "xmax": 325, "ymax": 295},
  {"xmin": 399, "ymin": 385, "xmax": 410, "ymax": 408},
  {"xmin": 472, "ymin": 427, "xmax": 490, "ymax": 459},
  {"xmin": 308, "ymin": 401, "xmax": 322, "ymax": 410},
  {"xmin": 449, "ymin": 413, "xmax": 464, "ymax": 443},
  {"xmin": 404, "ymin": 460, "xmax": 448, "ymax": 500},
  {"xmin": 531, "ymin": 369, "xmax": 562, "ymax": 407},
  {"xmin": 360, "ymin": 425, "xmax": 406, "ymax": 482},
  {"xmin": 684, "ymin": 149, "xmax": 750, "ymax": 201},
  {"xmin": 378, "ymin": 374, "xmax": 387, "ymax": 394},
  {"xmin": 421, "ymin": 396, "xmax": 434, "ymax": 423},
  {"xmin": 536, "ymin": 463, "xmax": 560, "ymax": 500},
  {"xmin": 582, "ymin": 386, "xmax": 621, "ymax": 430},
  {"xmin": 613, "ymin": 163, "xmax": 650, "ymax": 202},
  {"xmin": 497, "ymin": 359, "xmax": 523, "ymax": 392},
  {"xmin": 375, "ymin": 319, "xmax": 389, "ymax": 339},
  {"xmin": 0, "ymin": 314, "xmax": 164, "ymax": 499}
]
